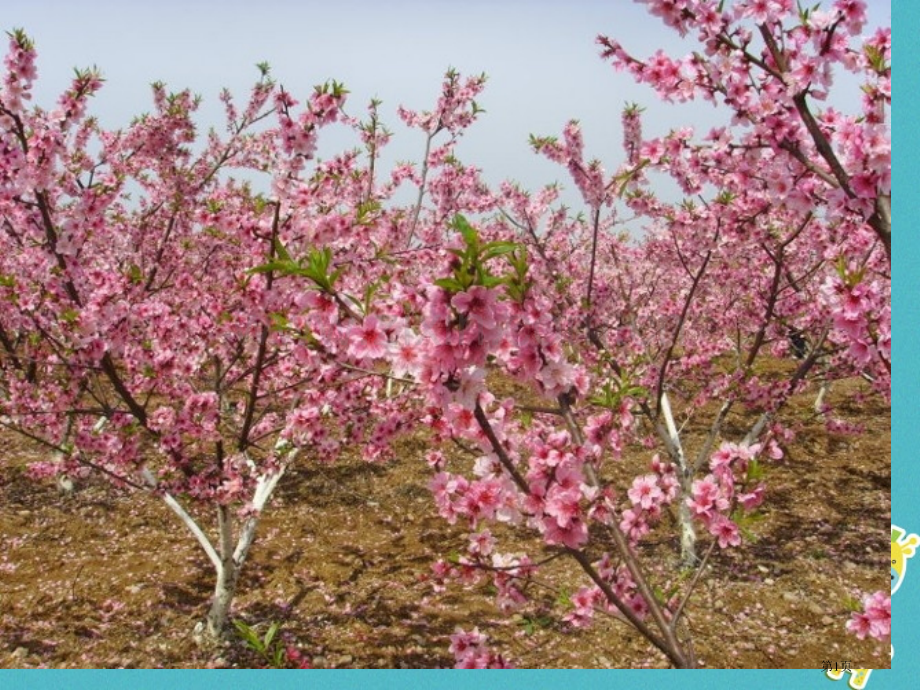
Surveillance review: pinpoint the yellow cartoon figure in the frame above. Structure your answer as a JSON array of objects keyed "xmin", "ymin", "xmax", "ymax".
[
  {"xmin": 826, "ymin": 668, "xmax": 872, "ymax": 689},
  {"xmin": 826, "ymin": 668, "xmax": 872, "ymax": 690},
  {"xmin": 891, "ymin": 525, "xmax": 919, "ymax": 595}
]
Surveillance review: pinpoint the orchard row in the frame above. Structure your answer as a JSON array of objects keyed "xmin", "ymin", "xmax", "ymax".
[{"xmin": 0, "ymin": 0, "xmax": 889, "ymax": 668}]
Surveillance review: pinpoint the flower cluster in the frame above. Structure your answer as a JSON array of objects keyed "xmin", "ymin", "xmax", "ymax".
[
  {"xmin": 846, "ymin": 591, "xmax": 891, "ymax": 641},
  {"xmin": 449, "ymin": 628, "xmax": 514, "ymax": 668}
]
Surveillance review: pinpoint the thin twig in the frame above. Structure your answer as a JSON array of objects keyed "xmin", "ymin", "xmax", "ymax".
[{"xmin": 670, "ymin": 539, "xmax": 717, "ymax": 633}]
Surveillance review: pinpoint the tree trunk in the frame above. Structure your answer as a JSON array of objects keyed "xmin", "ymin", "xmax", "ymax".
[
  {"xmin": 659, "ymin": 392, "xmax": 698, "ymax": 566},
  {"xmin": 206, "ymin": 554, "xmax": 241, "ymax": 640},
  {"xmin": 147, "ymin": 456, "xmax": 293, "ymax": 644},
  {"xmin": 204, "ymin": 504, "xmax": 238, "ymax": 640}
]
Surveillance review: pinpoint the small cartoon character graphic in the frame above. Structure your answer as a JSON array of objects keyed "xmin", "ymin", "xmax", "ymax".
[
  {"xmin": 826, "ymin": 668, "xmax": 872, "ymax": 689},
  {"xmin": 891, "ymin": 525, "xmax": 919, "ymax": 595}
]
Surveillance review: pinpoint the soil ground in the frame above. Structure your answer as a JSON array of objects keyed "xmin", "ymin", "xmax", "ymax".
[{"xmin": 0, "ymin": 365, "xmax": 890, "ymax": 669}]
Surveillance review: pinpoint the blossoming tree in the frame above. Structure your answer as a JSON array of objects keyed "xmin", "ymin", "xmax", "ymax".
[{"xmin": 0, "ymin": 29, "xmax": 420, "ymax": 641}]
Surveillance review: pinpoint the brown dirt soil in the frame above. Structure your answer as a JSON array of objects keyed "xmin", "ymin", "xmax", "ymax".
[{"xmin": 0, "ymin": 367, "xmax": 890, "ymax": 669}]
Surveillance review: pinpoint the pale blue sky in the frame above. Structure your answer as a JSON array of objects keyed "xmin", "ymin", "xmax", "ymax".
[{"xmin": 3, "ymin": 0, "xmax": 891, "ymax": 209}]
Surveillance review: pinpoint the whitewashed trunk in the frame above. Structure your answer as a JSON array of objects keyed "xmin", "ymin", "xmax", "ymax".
[
  {"xmin": 658, "ymin": 393, "xmax": 698, "ymax": 566},
  {"xmin": 143, "ymin": 451, "xmax": 294, "ymax": 643},
  {"xmin": 206, "ymin": 549, "xmax": 241, "ymax": 638}
]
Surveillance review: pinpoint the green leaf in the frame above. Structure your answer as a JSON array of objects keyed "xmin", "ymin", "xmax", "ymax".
[
  {"xmin": 273, "ymin": 237, "xmax": 293, "ymax": 263},
  {"xmin": 343, "ymin": 292, "xmax": 365, "ymax": 315},
  {"xmin": 286, "ymin": 246, "xmax": 340, "ymax": 291},
  {"xmin": 202, "ymin": 226, "xmax": 226, "ymax": 240},
  {"xmin": 739, "ymin": 524, "xmax": 758, "ymax": 543},
  {"xmin": 357, "ymin": 199, "xmax": 382, "ymax": 224},
  {"xmin": 619, "ymin": 385, "xmax": 646, "ymax": 399},
  {"xmin": 362, "ymin": 279, "xmax": 383, "ymax": 314},
  {"xmin": 248, "ymin": 260, "xmax": 299, "ymax": 276},
  {"xmin": 434, "ymin": 277, "xmax": 464, "ymax": 292},
  {"xmin": 8, "ymin": 28, "xmax": 34, "ymax": 51},
  {"xmin": 450, "ymin": 214, "xmax": 479, "ymax": 248},
  {"xmin": 273, "ymin": 645, "xmax": 286, "ymax": 668},
  {"xmin": 732, "ymin": 509, "xmax": 764, "ymax": 543},
  {"xmin": 263, "ymin": 621, "xmax": 280, "ymax": 649},
  {"xmin": 529, "ymin": 134, "xmax": 558, "ymax": 151},
  {"xmin": 234, "ymin": 620, "xmax": 264, "ymax": 652},
  {"xmin": 842, "ymin": 595, "xmax": 861, "ymax": 612},
  {"xmin": 269, "ymin": 312, "xmax": 289, "ymax": 331},
  {"xmin": 481, "ymin": 241, "xmax": 519, "ymax": 261}
]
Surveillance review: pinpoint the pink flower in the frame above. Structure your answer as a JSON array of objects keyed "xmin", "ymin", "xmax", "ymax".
[
  {"xmin": 847, "ymin": 591, "xmax": 891, "ymax": 640},
  {"xmin": 737, "ymin": 484, "xmax": 765, "ymax": 511},
  {"xmin": 834, "ymin": 0, "xmax": 867, "ymax": 34},
  {"xmin": 536, "ymin": 360, "xmax": 576, "ymax": 396},
  {"xmin": 865, "ymin": 593, "xmax": 890, "ymax": 639},
  {"xmin": 619, "ymin": 508, "xmax": 649, "ymax": 542},
  {"xmin": 687, "ymin": 475, "xmax": 725, "ymax": 523},
  {"xmin": 460, "ymin": 478, "xmax": 504, "ymax": 522},
  {"xmin": 450, "ymin": 627, "xmax": 514, "ymax": 669},
  {"xmin": 426, "ymin": 450, "xmax": 445, "ymax": 470},
  {"xmin": 389, "ymin": 328, "xmax": 423, "ymax": 378},
  {"xmin": 452, "ymin": 286, "xmax": 499, "ymax": 331},
  {"xmin": 469, "ymin": 530, "xmax": 495, "ymax": 557},
  {"xmin": 542, "ymin": 516, "xmax": 588, "ymax": 549},
  {"xmin": 847, "ymin": 612, "xmax": 873, "ymax": 640},
  {"xmin": 627, "ymin": 474, "xmax": 664, "ymax": 510},
  {"xmin": 586, "ymin": 411, "xmax": 614, "ymax": 445},
  {"xmin": 285, "ymin": 646, "xmax": 312, "ymax": 669},
  {"xmin": 659, "ymin": 473, "xmax": 679, "ymax": 502},
  {"xmin": 544, "ymin": 486, "xmax": 581, "ymax": 528},
  {"xmin": 627, "ymin": 593, "xmax": 650, "ymax": 620},
  {"xmin": 708, "ymin": 514, "xmax": 741, "ymax": 549},
  {"xmin": 453, "ymin": 366, "xmax": 485, "ymax": 409},
  {"xmin": 565, "ymin": 586, "xmax": 599, "ymax": 628},
  {"xmin": 710, "ymin": 445, "xmax": 735, "ymax": 476},
  {"xmin": 347, "ymin": 315, "xmax": 388, "ymax": 360}
]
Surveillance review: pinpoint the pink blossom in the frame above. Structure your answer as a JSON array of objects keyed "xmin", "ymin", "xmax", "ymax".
[
  {"xmin": 451, "ymin": 286, "xmax": 500, "ymax": 331},
  {"xmin": 847, "ymin": 591, "xmax": 890, "ymax": 640},
  {"xmin": 450, "ymin": 627, "xmax": 513, "ymax": 669},
  {"xmin": 708, "ymin": 514, "xmax": 742, "ymax": 549},
  {"xmin": 347, "ymin": 315, "xmax": 388, "ymax": 360},
  {"xmin": 469, "ymin": 530, "xmax": 495, "ymax": 557},
  {"xmin": 544, "ymin": 486, "xmax": 582, "ymax": 528},
  {"xmin": 620, "ymin": 508, "xmax": 649, "ymax": 542},
  {"xmin": 389, "ymin": 328, "xmax": 423, "ymax": 378},
  {"xmin": 542, "ymin": 516, "xmax": 589, "ymax": 549},
  {"xmin": 687, "ymin": 476, "xmax": 725, "ymax": 523},
  {"xmin": 627, "ymin": 473, "xmax": 664, "ymax": 510},
  {"xmin": 565, "ymin": 586, "xmax": 599, "ymax": 628}
]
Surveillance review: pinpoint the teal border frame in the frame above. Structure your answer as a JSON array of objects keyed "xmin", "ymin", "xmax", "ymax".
[{"xmin": 1, "ymin": 2, "xmax": 907, "ymax": 687}]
